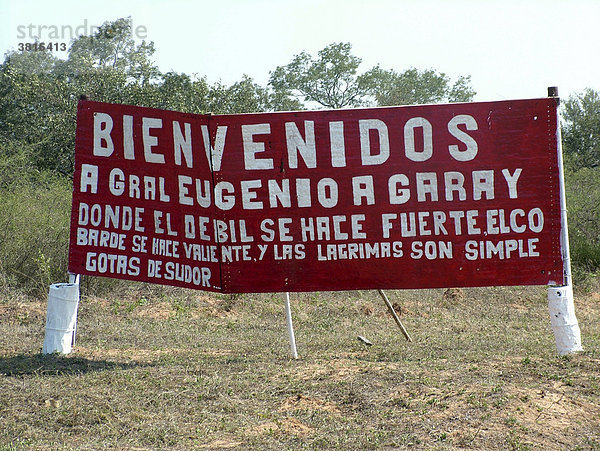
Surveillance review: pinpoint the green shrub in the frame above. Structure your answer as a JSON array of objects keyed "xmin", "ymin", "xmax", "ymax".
[
  {"xmin": 0, "ymin": 150, "xmax": 152, "ymax": 298},
  {"xmin": 565, "ymin": 167, "xmax": 600, "ymax": 273},
  {"xmin": 0, "ymin": 169, "xmax": 72, "ymax": 296}
]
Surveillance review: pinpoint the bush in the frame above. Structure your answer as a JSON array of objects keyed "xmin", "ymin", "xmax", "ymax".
[
  {"xmin": 565, "ymin": 167, "xmax": 600, "ymax": 274},
  {"xmin": 0, "ymin": 150, "xmax": 153, "ymax": 299},
  {"xmin": 0, "ymin": 166, "xmax": 72, "ymax": 296}
]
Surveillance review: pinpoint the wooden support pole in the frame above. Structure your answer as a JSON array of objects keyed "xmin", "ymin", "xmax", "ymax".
[{"xmin": 378, "ymin": 289, "xmax": 412, "ymax": 342}]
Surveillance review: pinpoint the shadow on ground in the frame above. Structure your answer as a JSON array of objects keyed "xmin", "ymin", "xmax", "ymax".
[{"xmin": 0, "ymin": 353, "xmax": 151, "ymax": 377}]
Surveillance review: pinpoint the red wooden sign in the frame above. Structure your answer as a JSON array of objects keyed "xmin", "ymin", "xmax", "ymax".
[{"xmin": 68, "ymin": 98, "xmax": 564, "ymax": 292}]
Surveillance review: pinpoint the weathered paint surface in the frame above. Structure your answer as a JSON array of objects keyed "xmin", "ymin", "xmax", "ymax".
[{"xmin": 69, "ymin": 98, "xmax": 563, "ymax": 292}]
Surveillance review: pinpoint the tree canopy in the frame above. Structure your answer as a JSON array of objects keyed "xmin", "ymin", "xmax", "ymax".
[
  {"xmin": 562, "ymin": 88, "xmax": 600, "ymax": 170},
  {"xmin": 269, "ymin": 42, "xmax": 475, "ymax": 109},
  {"xmin": 360, "ymin": 66, "xmax": 475, "ymax": 106},
  {"xmin": 269, "ymin": 42, "xmax": 367, "ymax": 109},
  {"xmin": 0, "ymin": 20, "xmax": 478, "ymax": 177}
]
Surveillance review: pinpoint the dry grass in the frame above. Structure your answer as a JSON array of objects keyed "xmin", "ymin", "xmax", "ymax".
[{"xmin": 1, "ymin": 284, "xmax": 599, "ymax": 449}]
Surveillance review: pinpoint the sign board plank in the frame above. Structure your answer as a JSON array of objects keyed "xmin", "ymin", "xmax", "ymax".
[{"xmin": 68, "ymin": 98, "xmax": 564, "ymax": 292}]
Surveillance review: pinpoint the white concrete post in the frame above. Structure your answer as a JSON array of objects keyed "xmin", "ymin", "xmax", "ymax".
[
  {"xmin": 548, "ymin": 286, "xmax": 582, "ymax": 355},
  {"xmin": 42, "ymin": 275, "xmax": 80, "ymax": 355}
]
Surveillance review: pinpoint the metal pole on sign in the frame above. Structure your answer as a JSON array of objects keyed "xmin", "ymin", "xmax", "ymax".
[
  {"xmin": 284, "ymin": 292, "xmax": 298, "ymax": 359},
  {"xmin": 547, "ymin": 86, "xmax": 583, "ymax": 355},
  {"xmin": 548, "ymin": 87, "xmax": 573, "ymax": 287},
  {"xmin": 68, "ymin": 273, "xmax": 80, "ymax": 347}
]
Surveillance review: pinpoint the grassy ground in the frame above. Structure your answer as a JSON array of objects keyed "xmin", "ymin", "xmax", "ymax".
[{"xmin": 1, "ymin": 283, "xmax": 599, "ymax": 450}]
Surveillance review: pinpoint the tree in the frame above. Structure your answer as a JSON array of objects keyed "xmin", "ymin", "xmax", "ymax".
[
  {"xmin": 0, "ymin": 52, "xmax": 76, "ymax": 174},
  {"xmin": 267, "ymin": 84, "xmax": 304, "ymax": 112},
  {"xmin": 562, "ymin": 88, "xmax": 600, "ymax": 169},
  {"xmin": 65, "ymin": 17, "xmax": 159, "ymax": 87},
  {"xmin": 269, "ymin": 42, "xmax": 475, "ymax": 110},
  {"xmin": 0, "ymin": 17, "xmax": 162, "ymax": 175},
  {"xmin": 210, "ymin": 75, "xmax": 271, "ymax": 114},
  {"xmin": 269, "ymin": 42, "xmax": 369, "ymax": 109},
  {"xmin": 360, "ymin": 66, "xmax": 475, "ymax": 106},
  {"xmin": 61, "ymin": 17, "xmax": 161, "ymax": 107},
  {"xmin": 155, "ymin": 72, "xmax": 211, "ymax": 114}
]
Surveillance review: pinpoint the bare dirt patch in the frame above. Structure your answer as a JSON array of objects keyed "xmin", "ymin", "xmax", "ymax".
[
  {"xmin": 280, "ymin": 393, "xmax": 341, "ymax": 415},
  {"xmin": 246, "ymin": 421, "xmax": 280, "ymax": 436},
  {"xmin": 293, "ymin": 357, "xmax": 404, "ymax": 383},
  {"xmin": 0, "ymin": 301, "xmax": 45, "ymax": 324},
  {"xmin": 280, "ymin": 417, "xmax": 313, "ymax": 436},
  {"xmin": 442, "ymin": 287, "xmax": 465, "ymax": 306},
  {"xmin": 247, "ymin": 417, "xmax": 313, "ymax": 438},
  {"xmin": 133, "ymin": 302, "xmax": 174, "ymax": 319},
  {"xmin": 198, "ymin": 438, "xmax": 243, "ymax": 449},
  {"xmin": 83, "ymin": 297, "xmax": 112, "ymax": 310},
  {"xmin": 389, "ymin": 356, "xmax": 600, "ymax": 449}
]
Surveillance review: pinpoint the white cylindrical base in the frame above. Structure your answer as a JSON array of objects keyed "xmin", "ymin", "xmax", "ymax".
[
  {"xmin": 42, "ymin": 282, "xmax": 80, "ymax": 355},
  {"xmin": 548, "ymin": 285, "xmax": 583, "ymax": 355}
]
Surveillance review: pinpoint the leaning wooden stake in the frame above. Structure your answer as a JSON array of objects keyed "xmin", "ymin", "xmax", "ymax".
[
  {"xmin": 377, "ymin": 289, "xmax": 412, "ymax": 342},
  {"xmin": 284, "ymin": 292, "xmax": 299, "ymax": 359}
]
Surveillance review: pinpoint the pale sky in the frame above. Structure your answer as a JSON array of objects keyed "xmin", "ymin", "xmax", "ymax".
[{"xmin": 1, "ymin": 0, "xmax": 599, "ymax": 103}]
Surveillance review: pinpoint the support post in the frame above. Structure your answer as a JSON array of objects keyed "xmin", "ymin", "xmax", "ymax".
[
  {"xmin": 284, "ymin": 292, "xmax": 298, "ymax": 359},
  {"xmin": 547, "ymin": 87, "xmax": 583, "ymax": 355},
  {"xmin": 378, "ymin": 289, "xmax": 412, "ymax": 342},
  {"xmin": 42, "ymin": 274, "xmax": 81, "ymax": 355}
]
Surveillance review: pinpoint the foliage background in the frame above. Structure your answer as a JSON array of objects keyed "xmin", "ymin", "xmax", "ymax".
[{"xmin": 0, "ymin": 17, "xmax": 598, "ymax": 298}]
